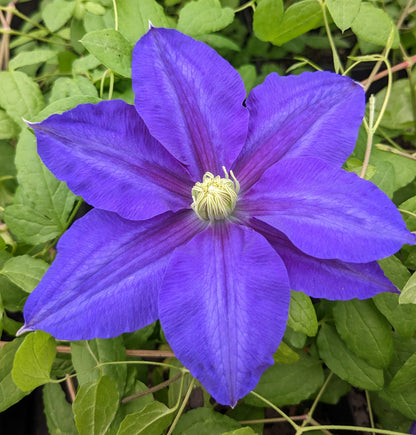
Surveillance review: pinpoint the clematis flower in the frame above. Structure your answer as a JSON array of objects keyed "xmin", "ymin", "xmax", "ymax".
[{"xmin": 20, "ymin": 27, "xmax": 415, "ymax": 406}]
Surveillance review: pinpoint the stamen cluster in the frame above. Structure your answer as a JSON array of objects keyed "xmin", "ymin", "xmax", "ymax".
[{"xmin": 191, "ymin": 167, "xmax": 240, "ymax": 221}]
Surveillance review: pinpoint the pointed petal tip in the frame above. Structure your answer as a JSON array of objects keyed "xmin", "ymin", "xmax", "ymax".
[
  {"xmin": 22, "ymin": 117, "xmax": 38, "ymax": 128},
  {"xmin": 148, "ymin": 20, "xmax": 154, "ymax": 30},
  {"xmin": 16, "ymin": 325, "xmax": 33, "ymax": 336}
]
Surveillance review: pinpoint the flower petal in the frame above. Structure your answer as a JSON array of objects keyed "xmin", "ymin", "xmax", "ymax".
[
  {"xmin": 250, "ymin": 218, "xmax": 398, "ymax": 299},
  {"xmin": 132, "ymin": 27, "xmax": 248, "ymax": 179},
  {"xmin": 159, "ymin": 222, "xmax": 291, "ymax": 406},
  {"xmin": 232, "ymin": 71, "xmax": 365, "ymax": 191},
  {"xmin": 21, "ymin": 209, "xmax": 206, "ymax": 340},
  {"xmin": 30, "ymin": 100, "xmax": 193, "ymax": 220},
  {"xmin": 240, "ymin": 158, "xmax": 416, "ymax": 263}
]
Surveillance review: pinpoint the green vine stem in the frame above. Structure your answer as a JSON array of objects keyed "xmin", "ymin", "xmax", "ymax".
[
  {"xmin": 360, "ymin": 95, "xmax": 376, "ymax": 179},
  {"xmin": 299, "ymin": 371, "xmax": 334, "ymax": 429},
  {"xmin": 300, "ymin": 425, "xmax": 408, "ymax": 435},
  {"xmin": 167, "ymin": 377, "xmax": 195, "ymax": 435},
  {"xmin": 376, "ymin": 144, "xmax": 416, "ymax": 160},
  {"xmin": 365, "ymin": 390, "xmax": 375, "ymax": 435},
  {"xmin": 234, "ymin": 0, "xmax": 255, "ymax": 13},
  {"xmin": 0, "ymin": 5, "xmax": 49, "ymax": 33},
  {"xmin": 319, "ymin": 0, "xmax": 343, "ymax": 74},
  {"xmin": 112, "ymin": 0, "xmax": 118, "ymax": 31},
  {"xmin": 0, "ymin": 28, "xmax": 71, "ymax": 46},
  {"xmin": 250, "ymin": 391, "xmax": 300, "ymax": 431}
]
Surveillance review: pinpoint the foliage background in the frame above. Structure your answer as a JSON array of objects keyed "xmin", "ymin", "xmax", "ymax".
[{"xmin": 0, "ymin": 0, "xmax": 416, "ymax": 433}]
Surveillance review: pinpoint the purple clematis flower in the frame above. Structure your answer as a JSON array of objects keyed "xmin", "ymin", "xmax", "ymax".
[{"xmin": 21, "ymin": 27, "xmax": 415, "ymax": 406}]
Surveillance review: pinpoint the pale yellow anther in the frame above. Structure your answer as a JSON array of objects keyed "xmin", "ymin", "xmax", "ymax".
[{"xmin": 191, "ymin": 167, "xmax": 239, "ymax": 221}]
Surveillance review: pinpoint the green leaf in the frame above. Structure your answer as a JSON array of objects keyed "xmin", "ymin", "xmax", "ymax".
[
  {"xmin": 167, "ymin": 364, "xmax": 190, "ymax": 408},
  {"xmin": 371, "ymin": 392, "xmax": 414, "ymax": 434},
  {"xmin": 1, "ymin": 255, "xmax": 48, "ymax": 293},
  {"xmin": 197, "ymin": 34, "xmax": 240, "ymax": 51},
  {"xmin": 378, "ymin": 335, "xmax": 416, "ymax": 420},
  {"xmin": 0, "ymin": 338, "xmax": 28, "ymax": 412},
  {"xmin": 326, "ymin": 0, "xmax": 361, "ymax": 32},
  {"xmin": 226, "ymin": 404, "xmax": 263, "ymax": 435},
  {"xmin": 273, "ymin": 341, "xmax": 300, "ymax": 364},
  {"xmin": 381, "ymin": 390, "xmax": 416, "ymax": 421},
  {"xmin": 253, "ymin": 0, "xmax": 284, "ymax": 42},
  {"xmin": 73, "ymin": 376, "xmax": 119, "ymax": 435},
  {"xmin": 3, "ymin": 315, "xmax": 22, "ymax": 336},
  {"xmin": 400, "ymin": 272, "xmax": 416, "ymax": 305},
  {"xmin": 0, "ymin": 71, "xmax": 44, "ymax": 126},
  {"xmin": 71, "ymin": 337, "xmax": 127, "ymax": 394},
  {"xmin": 0, "ymin": 140, "xmax": 16, "ymax": 179},
  {"xmin": 333, "ymin": 299, "xmax": 393, "ymax": 368},
  {"xmin": 9, "ymin": 49, "xmax": 57, "ymax": 70},
  {"xmin": 12, "ymin": 330, "xmax": 56, "ymax": 391},
  {"xmin": 4, "ymin": 128, "xmax": 77, "ymax": 245},
  {"xmin": 287, "ymin": 290, "xmax": 318, "ymax": 337},
  {"xmin": 34, "ymin": 95, "xmax": 101, "ymax": 121},
  {"xmin": 115, "ymin": 0, "xmax": 170, "ymax": 44},
  {"xmin": 0, "ymin": 252, "xmax": 28, "ymax": 312},
  {"xmin": 72, "ymin": 54, "xmax": 102, "ymax": 74},
  {"xmin": 5, "ymin": 202, "xmax": 70, "ymax": 245},
  {"xmin": 108, "ymin": 379, "xmax": 154, "ymax": 435},
  {"xmin": 319, "ymin": 371, "xmax": 351, "ymax": 405},
  {"xmin": 42, "ymin": 0, "xmax": 75, "ymax": 32},
  {"xmin": 375, "ymin": 79, "xmax": 415, "ymax": 131},
  {"xmin": 84, "ymin": 8, "xmax": 114, "ymax": 33},
  {"xmin": 245, "ymin": 354, "xmax": 324, "ymax": 407},
  {"xmin": 43, "ymin": 383, "xmax": 78, "ymax": 435},
  {"xmin": 177, "ymin": 0, "xmax": 234, "ymax": 36},
  {"xmin": 388, "ymin": 352, "xmax": 416, "ymax": 393},
  {"xmin": 84, "ymin": 1, "xmax": 106, "ymax": 15},
  {"xmin": 237, "ymin": 65, "xmax": 256, "ymax": 94},
  {"xmin": 81, "ymin": 29, "xmax": 132, "ymax": 77},
  {"xmin": 400, "ymin": 196, "xmax": 416, "ymax": 232},
  {"xmin": 0, "ymin": 110, "xmax": 20, "ymax": 139},
  {"xmin": 117, "ymin": 401, "xmax": 174, "ymax": 435},
  {"xmin": 351, "ymin": 2, "xmax": 400, "ymax": 49},
  {"xmin": 379, "ymin": 256, "xmax": 411, "ymax": 290},
  {"xmin": 371, "ymin": 146, "xmax": 416, "ymax": 196},
  {"xmin": 269, "ymin": 0, "xmax": 323, "ymax": 46},
  {"xmin": 283, "ymin": 326, "xmax": 307, "ymax": 349},
  {"xmin": 50, "ymin": 76, "xmax": 98, "ymax": 102},
  {"xmin": 344, "ymin": 157, "xmax": 376, "ymax": 180},
  {"xmin": 374, "ymin": 292, "xmax": 416, "ymax": 338},
  {"xmin": 317, "ymin": 324, "xmax": 384, "ymax": 390},
  {"xmin": 172, "ymin": 408, "xmax": 240, "ymax": 435},
  {"xmin": 369, "ymin": 160, "xmax": 395, "ymax": 198}
]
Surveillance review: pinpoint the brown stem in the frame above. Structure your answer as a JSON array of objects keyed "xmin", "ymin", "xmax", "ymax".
[
  {"xmin": 361, "ymin": 54, "xmax": 416, "ymax": 86},
  {"xmin": 238, "ymin": 415, "xmax": 308, "ymax": 425},
  {"xmin": 375, "ymin": 144, "xmax": 416, "ymax": 160},
  {"xmin": 65, "ymin": 374, "xmax": 76, "ymax": 402},
  {"xmin": 0, "ymin": 7, "xmax": 10, "ymax": 70},
  {"xmin": 362, "ymin": 0, "xmax": 413, "ymax": 91},
  {"xmin": 121, "ymin": 372, "xmax": 183, "ymax": 404},
  {"xmin": 0, "ymin": 341, "xmax": 175, "ymax": 358}
]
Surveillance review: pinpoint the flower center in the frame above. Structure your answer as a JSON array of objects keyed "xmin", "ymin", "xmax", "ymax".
[{"xmin": 191, "ymin": 167, "xmax": 240, "ymax": 221}]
